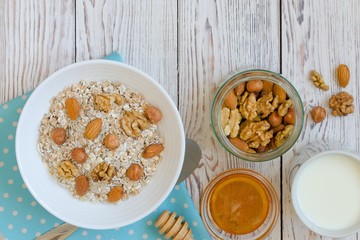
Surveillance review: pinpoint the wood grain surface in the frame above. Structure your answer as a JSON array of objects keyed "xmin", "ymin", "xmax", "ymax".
[
  {"xmin": 1, "ymin": 0, "xmax": 360, "ymax": 239},
  {"xmin": 282, "ymin": 1, "xmax": 360, "ymax": 239}
]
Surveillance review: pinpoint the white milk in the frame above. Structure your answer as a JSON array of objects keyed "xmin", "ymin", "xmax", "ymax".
[{"xmin": 293, "ymin": 152, "xmax": 360, "ymax": 231}]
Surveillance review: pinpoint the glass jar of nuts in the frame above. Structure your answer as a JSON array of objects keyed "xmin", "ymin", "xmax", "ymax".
[{"xmin": 211, "ymin": 69, "xmax": 304, "ymax": 161}]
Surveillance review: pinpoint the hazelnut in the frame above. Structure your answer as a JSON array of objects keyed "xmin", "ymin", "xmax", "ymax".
[
  {"xmin": 246, "ymin": 80, "xmax": 263, "ymax": 93},
  {"xmin": 229, "ymin": 137, "xmax": 249, "ymax": 151},
  {"xmin": 104, "ymin": 133, "xmax": 120, "ymax": 150},
  {"xmin": 284, "ymin": 107, "xmax": 296, "ymax": 125},
  {"xmin": 126, "ymin": 163, "xmax": 143, "ymax": 181},
  {"xmin": 144, "ymin": 105, "xmax": 162, "ymax": 124},
  {"xmin": 234, "ymin": 82, "xmax": 245, "ymax": 95},
  {"xmin": 310, "ymin": 106, "xmax": 326, "ymax": 123},
  {"xmin": 71, "ymin": 147, "xmax": 88, "ymax": 163},
  {"xmin": 267, "ymin": 112, "xmax": 282, "ymax": 127},
  {"xmin": 51, "ymin": 127, "xmax": 66, "ymax": 145}
]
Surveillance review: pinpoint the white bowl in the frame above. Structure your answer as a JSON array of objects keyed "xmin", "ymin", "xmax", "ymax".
[{"xmin": 15, "ymin": 60, "xmax": 185, "ymax": 229}]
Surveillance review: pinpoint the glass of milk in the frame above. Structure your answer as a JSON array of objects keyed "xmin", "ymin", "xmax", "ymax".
[{"xmin": 291, "ymin": 150, "xmax": 360, "ymax": 238}]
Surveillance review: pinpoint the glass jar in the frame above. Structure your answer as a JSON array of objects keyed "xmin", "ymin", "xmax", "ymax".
[
  {"xmin": 201, "ymin": 169, "xmax": 279, "ymax": 239},
  {"xmin": 211, "ymin": 69, "xmax": 304, "ymax": 161}
]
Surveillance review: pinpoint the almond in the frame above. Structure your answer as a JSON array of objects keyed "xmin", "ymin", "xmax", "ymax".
[
  {"xmin": 224, "ymin": 89, "xmax": 237, "ymax": 109},
  {"xmin": 107, "ymin": 186, "xmax": 124, "ymax": 203},
  {"xmin": 229, "ymin": 137, "xmax": 249, "ymax": 151},
  {"xmin": 65, "ymin": 97, "xmax": 80, "ymax": 120},
  {"xmin": 144, "ymin": 105, "xmax": 162, "ymax": 124},
  {"xmin": 126, "ymin": 163, "xmax": 143, "ymax": 181},
  {"xmin": 234, "ymin": 82, "xmax": 245, "ymax": 95},
  {"xmin": 75, "ymin": 175, "xmax": 89, "ymax": 197},
  {"xmin": 337, "ymin": 64, "xmax": 350, "ymax": 88},
  {"xmin": 104, "ymin": 133, "xmax": 120, "ymax": 150},
  {"xmin": 273, "ymin": 84, "xmax": 287, "ymax": 103},
  {"xmin": 51, "ymin": 127, "xmax": 66, "ymax": 145},
  {"xmin": 262, "ymin": 81, "xmax": 274, "ymax": 93},
  {"xmin": 142, "ymin": 143, "xmax": 164, "ymax": 158},
  {"xmin": 71, "ymin": 147, "xmax": 88, "ymax": 163},
  {"xmin": 84, "ymin": 118, "xmax": 102, "ymax": 140}
]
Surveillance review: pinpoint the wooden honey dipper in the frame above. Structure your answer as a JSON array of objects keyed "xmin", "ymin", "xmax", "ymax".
[{"xmin": 155, "ymin": 210, "xmax": 194, "ymax": 240}]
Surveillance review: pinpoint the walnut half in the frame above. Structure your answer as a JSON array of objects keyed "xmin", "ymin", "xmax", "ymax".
[
  {"xmin": 92, "ymin": 162, "xmax": 116, "ymax": 182},
  {"xmin": 329, "ymin": 92, "xmax": 354, "ymax": 116},
  {"xmin": 120, "ymin": 111, "xmax": 148, "ymax": 137},
  {"xmin": 239, "ymin": 120, "xmax": 273, "ymax": 148},
  {"xmin": 57, "ymin": 160, "xmax": 78, "ymax": 179}
]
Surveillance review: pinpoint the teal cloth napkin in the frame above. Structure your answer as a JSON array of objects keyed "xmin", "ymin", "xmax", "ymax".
[{"xmin": 0, "ymin": 53, "xmax": 210, "ymax": 240}]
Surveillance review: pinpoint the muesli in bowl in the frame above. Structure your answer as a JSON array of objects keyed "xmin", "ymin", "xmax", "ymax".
[{"xmin": 38, "ymin": 81, "xmax": 164, "ymax": 203}]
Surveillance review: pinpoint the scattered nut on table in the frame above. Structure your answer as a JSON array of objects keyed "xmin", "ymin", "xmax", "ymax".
[
  {"xmin": 310, "ymin": 106, "xmax": 326, "ymax": 123},
  {"xmin": 329, "ymin": 91, "xmax": 354, "ymax": 116},
  {"xmin": 337, "ymin": 64, "xmax": 350, "ymax": 88},
  {"xmin": 310, "ymin": 70, "xmax": 329, "ymax": 91}
]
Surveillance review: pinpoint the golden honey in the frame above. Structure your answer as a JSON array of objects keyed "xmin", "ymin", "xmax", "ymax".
[{"xmin": 209, "ymin": 173, "xmax": 269, "ymax": 234}]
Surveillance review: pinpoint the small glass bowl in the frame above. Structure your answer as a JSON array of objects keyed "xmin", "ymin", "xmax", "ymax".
[
  {"xmin": 211, "ymin": 69, "xmax": 304, "ymax": 162},
  {"xmin": 201, "ymin": 169, "xmax": 280, "ymax": 239}
]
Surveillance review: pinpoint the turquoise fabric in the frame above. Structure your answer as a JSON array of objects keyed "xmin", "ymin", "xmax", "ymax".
[{"xmin": 0, "ymin": 53, "xmax": 210, "ymax": 240}]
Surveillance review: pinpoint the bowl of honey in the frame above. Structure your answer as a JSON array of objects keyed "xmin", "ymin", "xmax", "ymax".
[{"xmin": 200, "ymin": 168, "xmax": 279, "ymax": 239}]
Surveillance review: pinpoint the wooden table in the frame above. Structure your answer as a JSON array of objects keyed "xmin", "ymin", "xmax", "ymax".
[{"xmin": 1, "ymin": 1, "xmax": 360, "ymax": 239}]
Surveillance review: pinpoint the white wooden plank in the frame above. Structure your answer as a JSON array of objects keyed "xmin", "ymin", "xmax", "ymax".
[
  {"xmin": 75, "ymin": 0, "xmax": 178, "ymax": 103},
  {"xmin": 0, "ymin": 0, "xmax": 75, "ymax": 103},
  {"xmin": 178, "ymin": 0, "xmax": 281, "ymax": 239},
  {"xmin": 282, "ymin": 0, "xmax": 360, "ymax": 239}
]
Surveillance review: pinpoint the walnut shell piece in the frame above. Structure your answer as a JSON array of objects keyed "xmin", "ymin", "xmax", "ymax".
[
  {"xmin": 107, "ymin": 186, "xmax": 124, "ymax": 203},
  {"xmin": 57, "ymin": 160, "xmax": 78, "ymax": 179},
  {"xmin": 126, "ymin": 163, "xmax": 143, "ymax": 181},
  {"xmin": 120, "ymin": 111, "xmax": 148, "ymax": 137},
  {"xmin": 92, "ymin": 162, "xmax": 116, "ymax": 182},
  {"xmin": 329, "ymin": 92, "xmax": 354, "ymax": 116},
  {"xmin": 310, "ymin": 106, "xmax": 326, "ymax": 123},
  {"xmin": 51, "ymin": 127, "xmax": 67, "ymax": 145}
]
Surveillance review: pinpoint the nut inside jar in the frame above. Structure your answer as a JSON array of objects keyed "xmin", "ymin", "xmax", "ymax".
[{"xmin": 220, "ymin": 80, "xmax": 295, "ymax": 153}]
